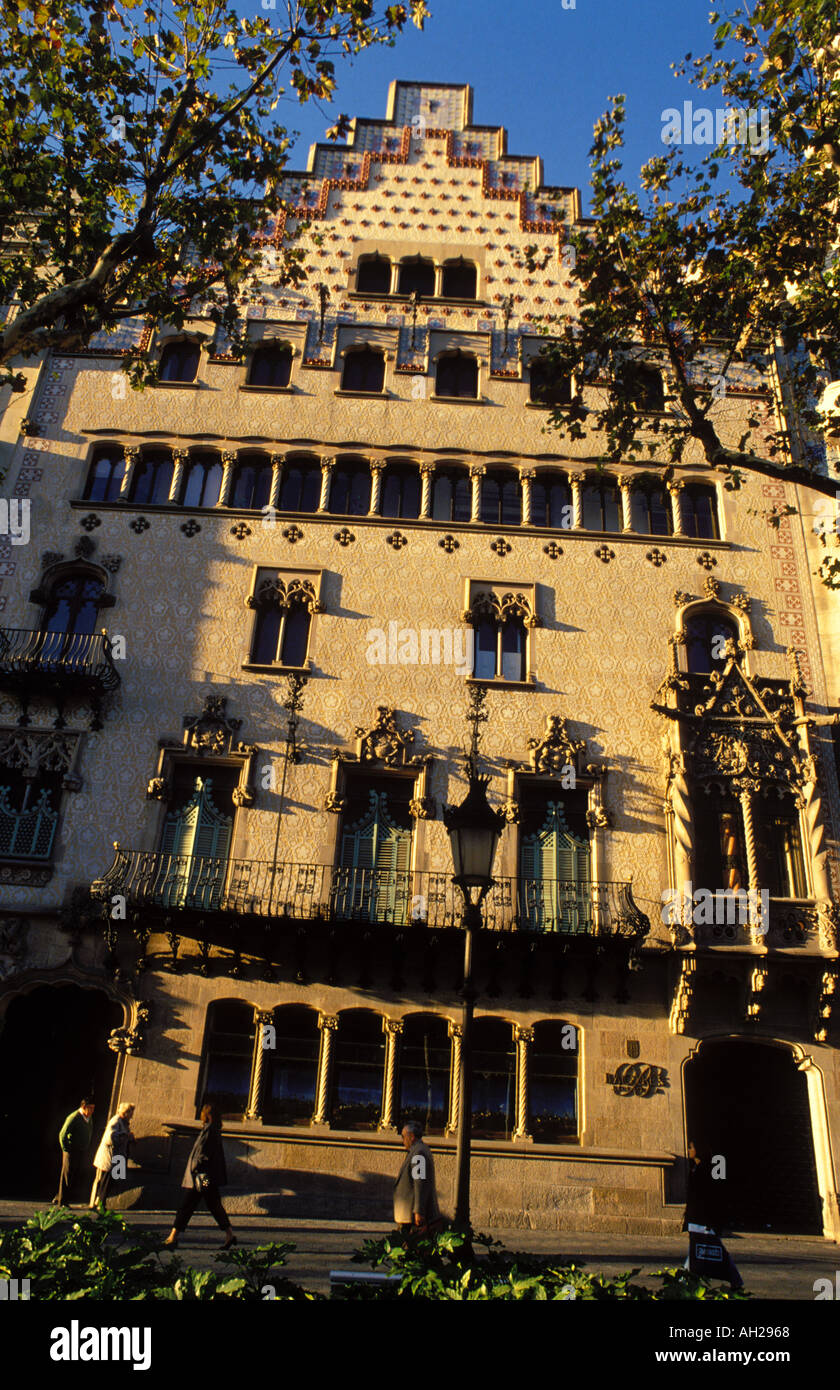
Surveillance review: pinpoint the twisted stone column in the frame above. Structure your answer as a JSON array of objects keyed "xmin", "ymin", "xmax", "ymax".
[
  {"xmin": 520, "ymin": 468, "xmax": 535, "ymax": 527},
  {"xmin": 369, "ymin": 460, "xmax": 384, "ymax": 516},
  {"xmin": 469, "ymin": 464, "xmax": 485, "ymax": 522},
  {"xmin": 245, "ymin": 1009, "xmax": 274, "ymax": 1121},
  {"xmin": 311, "ymin": 1014, "xmax": 339, "ymax": 1125},
  {"xmin": 619, "ymin": 479, "xmax": 634, "ymax": 532},
  {"xmin": 568, "ymin": 472, "xmax": 585, "ymax": 529},
  {"xmin": 121, "ymin": 447, "xmax": 140, "ymax": 498},
  {"xmin": 318, "ymin": 457, "xmax": 335, "ymax": 513},
  {"xmin": 512, "ymin": 1026, "xmax": 535, "ymax": 1142},
  {"xmin": 445, "ymin": 1021, "xmax": 463, "ymax": 1135},
  {"xmin": 269, "ymin": 453, "xmax": 285, "ymax": 512},
  {"xmin": 669, "ymin": 754, "xmax": 694, "ymax": 920},
  {"xmin": 667, "ymin": 480, "xmax": 685, "ymax": 536},
  {"xmin": 379, "ymin": 1018, "xmax": 403, "ymax": 1131},
  {"xmin": 169, "ymin": 449, "xmax": 189, "ymax": 504},
  {"xmin": 218, "ymin": 450, "xmax": 237, "ymax": 507},
  {"xmin": 419, "ymin": 463, "xmax": 434, "ymax": 518}
]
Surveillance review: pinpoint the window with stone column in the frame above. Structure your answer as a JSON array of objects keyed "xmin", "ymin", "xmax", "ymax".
[
  {"xmin": 261, "ymin": 1004, "xmax": 321, "ymax": 1125},
  {"xmin": 279, "ymin": 457, "xmax": 322, "ymax": 513},
  {"xmin": 128, "ymin": 450, "xmax": 174, "ymax": 505},
  {"xmin": 329, "ymin": 1008, "xmax": 386, "ymax": 1131},
  {"xmin": 529, "ymin": 1020, "xmax": 579, "ymax": 1141},
  {"xmin": 463, "ymin": 583, "xmax": 538, "ymax": 684},
  {"xmin": 397, "ymin": 1013, "xmax": 451, "ymax": 1135},
  {"xmin": 431, "ymin": 464, "xmax": 471, "ymax": 522},
  {"xmin": 84, "ymin": 445, "xmax": 127, "ymax": 502},
  {"xmin": 245, "ymin": 570, "xmax": 322, "ymax": 671},
  {"xmin": 197, "ymin": 999, "xmax": 255, "ymax": 1120},
  {"xmin": 472, "ymin": 1017, "xmax": 516, "ymax": 1139},
  {"xmin": 229, "ymin": 454, "xmax": 273, "ymax": 510}
]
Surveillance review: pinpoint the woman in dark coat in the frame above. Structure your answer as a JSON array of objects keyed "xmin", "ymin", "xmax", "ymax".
[
  {"xmin": 163, "ymin": 1104, "xmax": 235, "ymax": 1249},
  {"xmin": 683, "ymin": 1140, "xmax": 742, "ymax": 1289}
]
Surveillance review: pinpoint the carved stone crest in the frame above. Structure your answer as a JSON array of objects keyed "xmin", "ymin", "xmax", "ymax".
[{"xmin": 355, "ymin": 706, "xmax": 420, "ymax": 767}]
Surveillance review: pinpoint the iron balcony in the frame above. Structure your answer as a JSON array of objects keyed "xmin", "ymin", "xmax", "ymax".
[
  {"xmin": 91, "ymin": 848, "xmax": 650, "ymax": 939},
  {"xmin": 0, "ymin": 628, "xmax": 121, "ymax": 722}
]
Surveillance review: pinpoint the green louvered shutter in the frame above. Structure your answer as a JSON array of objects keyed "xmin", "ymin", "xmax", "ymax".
[
  {"xmin": 159, "ymin": 778, "xmax": 232, "ymax": 909},
  {"xmin": 520, "ymin": 800, "xmax": 590, "ymax": 933},
  {"xmin": 337, "ymin": 791, "xmax": 412, "ymax": 923}
]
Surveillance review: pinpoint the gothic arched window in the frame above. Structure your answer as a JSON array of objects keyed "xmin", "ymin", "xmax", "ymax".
[
  {"xmin": 129, "ymin": 451, "xmax": 174, "ymax": 505},
  {"xmin": 685, "ymin": 610, "xmax": 738, "ymax": 673},
  {"xmin": 84, "ymin": 447, "xmax": 126, "ymax": 502}
]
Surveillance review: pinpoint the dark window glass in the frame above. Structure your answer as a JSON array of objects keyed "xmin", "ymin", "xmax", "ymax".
[
  {"xmin": 398, "ymin": 1014, "xmax": 451, "ymax": 1136},
  {"xmin": 199, "ymin": 1000, "xmax": 254, "ymax": 1122},
  {"xmin": 279, "ymin": 463, "xmax": 321, "ymax": 513},
  {"xmin": 480, "ymin": 471, "xmax": 521, "ymax": 526},
  {"xmin": 130, "ymin": 453, "xmax": 173, "ymax": 505},
  {"xmin": 329, "ymin": 464, "xmax": 371, "ymax": 515},
  {"xmin": 474, "ymin": 619, "xmax": 497, "ymax": 679},
  {"xmin": 248, "ymin": 345, "xmax": 292, "ymax": 388},
  {"xmin": 43, "ymin": 574, "xmax": 104, "ymax": 636},
  {"xmin": 630, "ymin": 484, "xmax": 673, "ymax": 535},
  {"xmin": 159, "ymin": 341, "xmax": 200, "ymax": 383},
  {"xmin": 436, "ymin": 355, "xmax": 478, "ymax": 399},
  {"xmin": 758, "ymin": 798, "xmax": 807, "ymax": 898},
  {"xmin": 331, "ymin": 1011, "xmax": 384, "ymax": 1131},
  {"xmin": 342, "ymin": 349, "xmax": 385, "ymax": 393},
  {"xmin": 229, "ymin": 459, "xmax": 272, "ymax": 510},
  {"xmin": 85, "ymin": 450, "xmax": 126, "ymax": 502},
  {"xmin": 251, "ymin": 607, "xmax": 282, "ymax": 664},
  {"xmin": 0, "ymin": 767, "xmax": 61, "ymax": 861},
  {"xmin": 472, "ymin": 1018, "xmax": 515, "ymax": 1139},
  {"xmin": 441, "ymin": 260, "xmax": 477, "ymax": 299},
  {"xmin": 431, "ymin": 468, "xmax": 471, "ymax": 522},
  {"xmin": 530, "ymin": 1021, "xmax": 578, "ymax": 1141},
  {"xmin": 695, "ymin": 788, "xmax": 746, "ymax": 893},
  {"xmin": 182, "ymin": 456, "xmax": 223, "ymax": 508},
  {"xmin": 280, "ymin": 607, "xmax": 311, "ymax": 667},
  {"xmin": 681, "ymin": 484, "xmax": 720, "ymax": 540},
  {"xmin": 685, "ymin": 612, "xmax": 738, "ymax": 673},
  {"xmin": 397, "ymin": 258, "xmax": 435, "ymax": 297},
  {"xmin": 263, "ymin": 1006, "xmax": 320, "ymax": 1126},
  {"xmin": 357, "ymin": 256, "xmax": 392, "ymax": 295},
  {"xmin": 501, "ymin": 620, "xmax": 526, "ymax": 681},
  {"xmin": 380, "ymin": 465, "xmax": 421, "ymax": 519},
  {"xmin": 529, "ymin": 359, "xmax": 572, "ymax": 406},
  {"xmin": 531, "ymin": 474, "xmax": 572, "ymax": 529},
  {"xmin": 582, "ymin": 478, "xmax": 621, "ymax": 531}
]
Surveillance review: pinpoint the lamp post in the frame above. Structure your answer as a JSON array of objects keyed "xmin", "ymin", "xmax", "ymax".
[{"xmin": 443, "ymin": 689, "xmax": 504, "ymax": 1229}]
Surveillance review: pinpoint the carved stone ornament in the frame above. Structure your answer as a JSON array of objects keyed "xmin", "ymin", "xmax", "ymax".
[
  {"xmin": 0, "ymin": 728, "xmax": 82, "ymax": 781},
  {"xmin": 247, "ymin": 575, "xmax": 322, "ymax": 613},
  {"xmin": 0, "ymin": 916, "xmax": 29, "ymax": 980},
  {"xmin": 180, "ymin": 696, "xmax": 255, "ymax": 757},
  {"xmin": 409, "ymin": 795, "xmax": 435, "ymax": 820},
  {"xmin": 146, "ymin": 776, "xmax": 169, "ymax": 801},
  {"xmin": 606, "ymin": 1062, "xmax": 669, "ymax": 1097},
  {"xmin": 355, "ymin": 706, "xmax": 421, "ymax": 767},
  {"xmin": 586, "ymin": 806, "xmax": 612, "ymax": 830},
  {"xmin": 108, "ymin": 1003, "xmax": 151, "ymax": 1056},
  {"xmin": 527, "ymin": 714, "xmax": 587, "ymax": 776},
  {"xmin": 462, "ymin": 590, "xmax": 540, "ymax": 630}
]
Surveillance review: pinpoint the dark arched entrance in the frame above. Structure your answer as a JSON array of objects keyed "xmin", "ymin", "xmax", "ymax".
[
  {"xmin": 0, "ymin": 985, "xmax": 122, "ymax": 1200},
  {"xmin": 685, "ymin": 1038, "xmax": 822, "ymax": 1234}
]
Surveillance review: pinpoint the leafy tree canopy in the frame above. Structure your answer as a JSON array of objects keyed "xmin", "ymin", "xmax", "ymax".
[{"xmin": 0, "ymin": 0, "xmax": 428, "ymax": 379}]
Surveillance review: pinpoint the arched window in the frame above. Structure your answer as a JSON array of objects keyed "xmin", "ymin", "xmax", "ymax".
[
  {"xmin": 630, "ymin": 478, "xmax": 673, "ymax": 535},
  {"xmin": 330, "ymin": 1009, "xmax": 385, "ymax": 1131},
  {"xmin": 398, "ymin": 1014, "xmax": 451, "ymax": 1136},
  {"xmin": 518, "ymin": 788, "xmax": 591, "ymax": 932},
  {"xmin": 436, "ymin": 353, "xmax": 479, "ymax": 399},
  {"xmin": 41, "ymin": 570, "xmax": 105, "ymax": 637},
  {"xmin": 262, "ymin": 1005, "xmax": 320, "ymax": 1125},
  {"xmin": 469, "ymin": 592, "xmax": 531, "ymax": 682},
  {"xmin": 531, "ymin": 472, "xmax": 572, "ymax": 529},
  {"xmin": 431, "ymin": 466, "xmax": 471, "ymax": 522},
  {"xmin": 341, "ymin": 347, "xmax": 385, "ymax": 393},
  {"xmin": 582, "ymin": 474, "xmax": 621, "ymax": 531},
  {"xmin": 84, "ymin": 448, "xmax": 126, "ymax": 502},
  {"xmin": 198, "ymin": 1000, "xmax": 255, "ymax": 1121},
  {"xmin": 472, "ymin": 1017, "xmax": 516, "ymax": 1139},
  {"xmin": 329, "ymin": 461, "xmax": 371, "ymax": 515},
  {"xmin": 530, "ymin": 1021, "xmax": 579, "ymax": 1141},
  {"xmin": 380, "ymin": 463, "xmax": 421, "ymax": 519},
  {"xmin": 129, "ymin": 451, "xmax": 174, "ymax": 505},
  {"xmin": 397, "ymin": 257, "xmax": 435, "ymax": 297},
  {"xmin": 480, "ymin": 469, "xmax": 521, "ymax": 526},
  {"xmin": 181, "ymin": 453, "xmax": 223, "ymax": 508},
  {"xmin": 158, "ymin": 339, "xmax": 200, "ymax": 383},
  {"xmin": 681, "ymin": 483, "xmax": 720, "ymax": 540},
  {"xmin": 249, "ymin": 573, "xmax": 315, "ymax": 668},
  {"xmin": 247, "ymin": 344, "xmax": 292, "ymax": 388},
  {"xmin": 357, "ymin": 254, "xmax": 392, "ymax": 295},
  {"xmin": 441, "ymin": 259, "xmax": 477, "ymax": 299},
  {"xmin": 529, "ymin": 357, "xmax": 572, "ymax": 407},
  {"xmin": 685, "ymin": 610, "xmax": 739, "ymax": 673},
  {"xmin": 229, "ymin": 456, "xmax": 272, "ymax": 510},
  {"xmin": 279, "ymin": 459, "xmax": 322, "ymax": 513},
  {"xmin": 334, "ymin": 780, "xmax": 413, "ymax": 924}
]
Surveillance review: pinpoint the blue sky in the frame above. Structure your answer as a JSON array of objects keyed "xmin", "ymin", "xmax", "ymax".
[{"xmin": 272, "ymin": 0, "xmax": 725, "ymax": 210}]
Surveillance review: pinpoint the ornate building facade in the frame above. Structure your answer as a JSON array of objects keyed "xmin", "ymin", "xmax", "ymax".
[{"xmin": 0, "ymin": 81, "xmax": 838, "ymax": 1235}]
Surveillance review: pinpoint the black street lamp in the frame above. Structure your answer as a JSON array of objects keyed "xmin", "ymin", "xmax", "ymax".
[{"xmin": 443, "ymin": 691, "xmax": 504, "ymax": 1229}]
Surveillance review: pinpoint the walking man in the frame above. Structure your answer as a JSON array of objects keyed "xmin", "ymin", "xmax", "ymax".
[
  {"xmin": 53, "ymin": 1097, "xmax": 95, "ymax": 1208},
  {"xmin": 393, "ymin": 1120, "xmax": 441, "ymax": 1235}
]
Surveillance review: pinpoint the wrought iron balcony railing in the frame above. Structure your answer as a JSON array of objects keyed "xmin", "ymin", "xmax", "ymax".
[
  {"xmin": 0, "ymin": 628, "xmax": 121, "ymax": 695},
  {"xmin": 91, "ymin": 848, "xmax": 650, "ymax": 939}
]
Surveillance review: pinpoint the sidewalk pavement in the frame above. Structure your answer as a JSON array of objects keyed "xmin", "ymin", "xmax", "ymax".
[{"xmin": 1, "ymin": 1202, "xmax": 836, "ymax": 1298}]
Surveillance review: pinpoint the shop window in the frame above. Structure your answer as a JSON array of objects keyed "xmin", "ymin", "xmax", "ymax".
[
  {"xmin": 530, "ymin": 1021, "xmax": 579, "ymax": 1141},
  {"xmin": 262, "ymin": 1005, "xmax": 320, "ymax": 1126},
  {"xmin": 397, "ymin": 1014, "xmax": 451, "ymax": 1136},
  {"xmin": 330, "ymin": 1009, "xmax": 385, "ymax": 1131},
  {"xmin": 472, "ymin": 1018, "xmax": 516, "ymax": 1139},
  {"xmin": 198, "ymin": 1000, "xmax": 255, "ymax": 1121}
]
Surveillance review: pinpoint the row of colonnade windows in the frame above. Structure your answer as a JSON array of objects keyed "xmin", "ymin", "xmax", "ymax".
[
  {"xmin": 199, "ymin": 1002, "xmax": 578, "ymax": 1143},
  {"xmin": 84, "ymin": 446, "xmax": 720, "ymax": 538}
]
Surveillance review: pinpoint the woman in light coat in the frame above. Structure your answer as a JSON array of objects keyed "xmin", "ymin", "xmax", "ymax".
[{"xmin": 89, "ymin": 1102, "xmax": 135, "ymax": 1210}]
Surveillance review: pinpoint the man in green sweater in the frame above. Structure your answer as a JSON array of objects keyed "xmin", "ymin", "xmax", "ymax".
[{"xmin": 52, "ymin": 1097, "xmax": 95, "ymax": 1207}]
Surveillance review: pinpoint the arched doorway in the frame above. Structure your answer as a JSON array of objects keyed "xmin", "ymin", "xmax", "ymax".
[
  {"xmin": 0, "ymin": 984, "xmax": 122, "ymax": 1200},
  {"xmin": 685, "ymin": 1038, "xmax": 822, "ymax": 1234}
]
